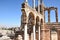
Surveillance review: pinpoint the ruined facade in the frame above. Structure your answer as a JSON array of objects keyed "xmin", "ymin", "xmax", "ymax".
[{"xmin": 15, "ymin": 0, "xmax": 60, "ymax": 40}]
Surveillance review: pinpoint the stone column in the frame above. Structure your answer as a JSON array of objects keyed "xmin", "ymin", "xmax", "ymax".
[
  {"xmin": 33, "ymin": 0, "xmax": 35, "ymax": 9},
  {"xmin": 33, "ymin": 25, "xmax": 36, "ymax": 40},
  {"xmin": 31, "ymin": 33, "xmax": 33, "ymax": 40},
  {"xmin": 24, "ymin": 23, "xmax": 28, "ymax": 40},
  {"xmin": 55, "ymin": 8, "xmax": 58, "ymax": 23},
  {"xmin": 37, "ymin": 22, "xmax": 40, "ymax": 40},
  {"xmin": 38, "ymin": 25, "xmax": 40, "ymax": 40},
  {"xmin": 48, "ymin": 10, "xmax": 50, "ymax": 23},
  {"xmin": 25, "ymin": 0, "xmax": 28, "ymax": 2},
  {"xmin": 38, "ymin": 0, "xmax": 40, "ymax": 13},
  {"xmin": 44, "ymin": 11, "xmax": 45, "ymax": 23},
  {"xmin": 29, "ymin": 35, "xmax": 31, "ymax": 40},
  {"xmin": 40, "ymin": 0, "xmax": 42, "ymax": 4}
]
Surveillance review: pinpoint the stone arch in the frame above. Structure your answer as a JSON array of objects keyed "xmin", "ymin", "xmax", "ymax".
[
  {"xmin": 28, "ymin": 12, "xmax": 35, "ymax": 25},
  {"xmin": 36, "ymin": 16, "xmax": 40, "ymax": 23},
  {"xmin": 36, "ymin": 16, "xmax": 40, "ymax": 40},
  {"xmin": 41, "ymin": 18, "xmax": 43, "ymax": 25},
  {"xmin": 36, "ymin": 16, "xmax": 40, "ymax": 30},
  {"xmin": 28, "ymin": 12, "xmax": 35, "ymax": 38},
  {"xmin": 29, "ymin": 12, "xmax": 35, "ymax": 19},
  {"xmin": 28, "ymin": 12, "xmax": 35, "ymax": 33}
]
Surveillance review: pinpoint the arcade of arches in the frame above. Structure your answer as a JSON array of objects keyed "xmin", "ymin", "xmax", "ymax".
[{"xmin": 14, "ymin": 0, "xmax": 60, "ymax": 40}]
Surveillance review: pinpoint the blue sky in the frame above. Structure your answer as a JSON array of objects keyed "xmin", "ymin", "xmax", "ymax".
[{"xmin": 0, "ymin": 0, "xmax": 60, "ymax": 27}]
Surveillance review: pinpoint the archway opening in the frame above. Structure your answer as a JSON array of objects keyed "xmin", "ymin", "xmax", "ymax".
[
  {"xmin": 36, "ymin": 16, "xmax": 40, "ymax": 31},
  {"xmin": 41, "ymin": 19, "xmax": 43, "ymax": 25},
  {"xmin": 28, "ymin": 12, "xmax": 35, "ymax": 40},
  {"xmin": 36, "ymin": 16, "xmax": 40, "ymax": 40},
  {"xmin": 28, "ymin": 12, "xmax": 35, "ymax": 25}
]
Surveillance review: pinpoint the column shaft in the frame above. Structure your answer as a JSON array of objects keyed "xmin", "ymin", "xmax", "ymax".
[
  {"xmin": 48, "ymin": 10, "xmax": 50, "ymax": 23},
  {"xmin": 31, "ymin": 33, "xmax": 33, "ymax": 40},
  {"xmin": 38, "ymin": 0, "xmax": 40, "ymax": 13},
  {"xmin": 25, "ymin": 0, "xmax": 28, "ymax": 2},
  {"xmin": 33, "ymin": 0, "xmax": 35, "ymax": 9},
  {"xmin": 40, "ymin": 0, "xmax": 42, "ymax": 4},
  {"xmin": 44, "ymin": 12, "xmax": 45, "ymax": 23},
  {"xmin": 38, "ymin": 26, "xmax": 40, "ymax": 40},
  {"xmin": 24, "ymin": 24, "xmax": 27, "ymax": 40},
  {"xmin": 55, "ymin": 9, "xmax": 58, "ymax": 23},
  {"xmin": 33, "ymin": 25, "xmax": 36, "ymax": 40}
]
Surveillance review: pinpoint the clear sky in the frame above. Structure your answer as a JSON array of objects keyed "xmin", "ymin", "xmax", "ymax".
[{"xmin": 0, "ymin": 0, "xmax": 60, "ymax": 27}]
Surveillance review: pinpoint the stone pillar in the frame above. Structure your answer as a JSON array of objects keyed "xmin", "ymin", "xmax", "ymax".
[
  {"xmin": 37, "ymin": 22, "xmax": 40, "ymax": 40},
  {"xmin": 24, "ymin": 23, "xmax": 27, "ymax": 40},
  {"xmin": 25, "ymin": 0, "xmax": 28, "ymax": 2},
  {"xmin": 44, "ymin": 11, "xmax": 45, "ymax": 23},
  {"xmin": 55, "ymin": 8, "xmax": 58, "ymax": 23},
  {"xmin": 38, "ymin": 0, "xmax": 40, "ymax": 13},
  {"xmin": 48, "ymin": 10, "xmax": 50, "ymax": 23},
  {"xmin": 33, "ymin": 0, "xmax": 35, "ymax": 9},
  {"xmin": 33, "ymin": 25, "xmax": 36, "ymax": 40},
  {"xmin": 27, "ymin": 34, "xmax": 29, "ymax": 40},
  {"xmin": 40, "ymin": 0, "xmax": 42, "ymax": 4},
  {"xmin": 38, "ymin": 25, "xmax": 40, "ymax": 40},
  {"xmin": 29, "ymin": 35, "xmax": 31, "ymax": 40},
  {"xmin": 31, "ymin": 33, "xmax": 33, "ymax": 40}
]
